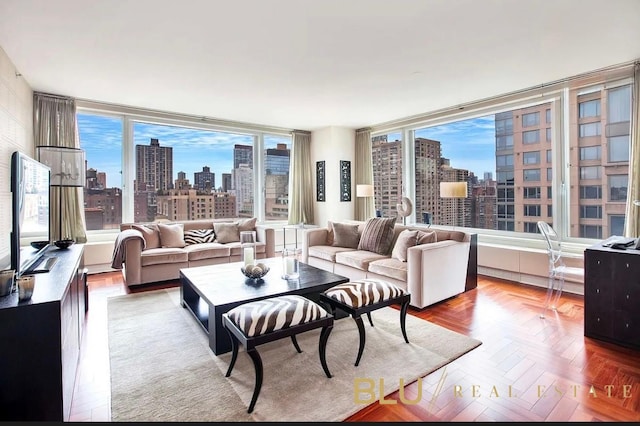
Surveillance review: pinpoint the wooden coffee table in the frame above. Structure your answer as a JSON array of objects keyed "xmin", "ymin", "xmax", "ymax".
[{"xmin": 180, "ymin": 257, "xmax": 349, "ymax": 355}]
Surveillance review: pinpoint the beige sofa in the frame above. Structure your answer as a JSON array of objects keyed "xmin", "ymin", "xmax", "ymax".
[
  {"xmin": 302, "ymin": 220, "xmax": 472, "ymax": 309},
  {"xmin": 113, "ymin": 218, "xmax": 275, "ymax": 287}
]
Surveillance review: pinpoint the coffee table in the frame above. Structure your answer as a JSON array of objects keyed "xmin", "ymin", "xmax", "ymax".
[{"xmin": 180, "ymin": 257, "xmax": 349, "ymax": 355}]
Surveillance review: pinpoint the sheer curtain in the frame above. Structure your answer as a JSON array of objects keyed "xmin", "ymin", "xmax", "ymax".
[
  {"xmin": 33, "ymin": 92, "xmax": 87, "ymax": 243},
  {"xmin": 624, "ymin": 63, "xmax": 640, "ymax": 238},
  {"xmin": 354, "ymin": 128, "xmax": 374, "ymax": 220},
  {"xmin": 288, "ymin": 130, "xmax": 314, "ymax": 225}
]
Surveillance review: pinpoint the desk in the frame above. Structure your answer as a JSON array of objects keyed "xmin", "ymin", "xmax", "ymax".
[{"xmin": 584, "ymin": 242, "xmax": 640, "ymax": 349}]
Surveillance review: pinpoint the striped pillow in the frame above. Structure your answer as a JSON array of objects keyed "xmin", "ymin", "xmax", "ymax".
[
  {"xmin": 357, "ymin": 217, "xmax": 396, "ymax": 255},
  {"xmin": 184, "ymin": 229, "xmax": 216, "ymax": 245}
]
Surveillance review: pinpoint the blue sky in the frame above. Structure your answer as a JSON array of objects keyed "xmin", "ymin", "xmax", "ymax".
[
  {"xmin": 77, "ymin": 113, "xmax": 289, "ymax": 188},
  {"xmin": 78, "ymin": 113, "xmax": 497, "ymax": 189}
]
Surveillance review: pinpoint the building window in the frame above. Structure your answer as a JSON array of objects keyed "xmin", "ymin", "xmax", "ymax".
[
  {"xmin": 524, "ymin": 205, "xmax": 541, "ymax": 216},
  {"xmin": 547, "ymin": 186, "xmax": 552, "ymax": 199},
  {"xmin": 523, "ymin": 151, "xmax": 540, "ymax": 165},
  {"xmin": 497, "ymin": 154, "xmax": 513, "ymax": 167},
  {"xmin": 580, "ymin": 225, "xmax": 602, "ymax": 239},
  {"xmin": 579, "ymin": 99, "xmax": 601, "ymax": 118},
  {"xmin": 523, "ymin": 130, "xmax": 540, "ymax": 144},
  {"xmin": 545, "ymin": 108, "xmax": 551, "ymax": 124},
  {"xmin": 546, "ymin": 128, "xmax": 551, "ymax": 142},
  {"xmin": 496, "ymin": 135, "xmax": 513, "ymax": 149},
  {"xmin": 547, "ymin": 205, "xmax": 552, "ymax": 217},
  {"xmin": 580, "ymin": 185, "xmax": 602, "ymax": 199},
  {"xmin": 610, "ymin": 215, "xmax": 625, "ymax": 236},
  {"xmin": 608, "ymin": 174, "xmax": 628, "ymax": 201},
  {"xmin": 580, "ymin": 146, "xmax": 601, "ymax": 161},
  {"xmin": 523, "ymin": 222, "xmax": 539, "ymax": 233},
  {"xmin": 546, "ymin": 168, "xmax": 552, "ymax": 181},
  {"xmin": 523, "ymin": 187, "xmax": 541, "ymax": 199},
  {"xmin": 579, "ymin": 122, "xmax": 601, "ymax": 137},
  {"xmin": 522, "ymin": 112, "xmax": 540, "ymax": 127},
  {"xmin": 608, "ymin": 135, "xmax": 630, "ymax": 162},
  {"xmin": 77, "ymin": 113, "xmax": 124, "ymax": 231},
  {"xmin": 580, "ymin": 166, "xmax": 601, "ymax": 180},
  {"xmin": 523, "ymin": 169, "xmax": 540, "ymax": 182},
  {"xmin": 580, "ymin": 205, "xmax": 602, "ymax": 219}
]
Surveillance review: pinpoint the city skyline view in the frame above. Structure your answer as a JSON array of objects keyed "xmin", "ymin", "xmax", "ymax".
[
  {"xmin": 78, "ymin": 113, "xmax": 499, "ymax": 191},
  {"xmin": 77, "ymin": 113, "xmax": 289, "ymax": 189}
]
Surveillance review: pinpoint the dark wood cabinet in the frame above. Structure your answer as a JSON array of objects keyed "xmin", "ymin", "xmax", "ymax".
[
  {"xmin": 0, "ymin": 244, "xmax": 85, "ymax": 421},
  {"xmin": 584, "ymin": 243, "xmax": 640, "ymax": 350}
]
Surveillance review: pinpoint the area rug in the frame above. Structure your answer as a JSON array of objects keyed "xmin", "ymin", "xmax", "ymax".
[{"xmin": 108, "ymin": 288, "xmax": 481, "ymax": 422}]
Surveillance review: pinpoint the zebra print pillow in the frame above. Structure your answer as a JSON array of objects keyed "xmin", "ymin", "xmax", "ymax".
[{"xmin": 183, "ymin": 229, "xmax": 216, "ymax": 245}]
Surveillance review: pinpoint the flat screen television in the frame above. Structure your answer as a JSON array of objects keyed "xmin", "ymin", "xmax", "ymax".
[{"xmin": 10, "ymin": 151, "xmax": 51, "ymax": 277}]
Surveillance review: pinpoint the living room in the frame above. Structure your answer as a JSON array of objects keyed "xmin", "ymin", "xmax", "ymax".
[{"xmin": 1, "ymin": 0, "xmax": 639, "ymax": 422}]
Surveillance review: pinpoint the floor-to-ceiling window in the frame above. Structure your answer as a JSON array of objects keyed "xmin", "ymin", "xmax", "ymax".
[
  {"xmin": 76, "ymin": 105, "xmax": 292, "ymax": 231},
  {"xmin": 371, "ymin": 132, "xmax": 402, "ymax": 219},
  {"xmin": 371, "ymin": 70, "xmax": 634, "ymax": 243}
]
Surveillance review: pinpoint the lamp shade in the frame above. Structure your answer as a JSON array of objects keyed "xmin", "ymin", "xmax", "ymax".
[
  {"xmin": 356, "ymin": 184, "xmax": 374, "ymax": 197},
  {"xmin": 440, "ymin": 181, "xmax": 467, "ymax": 198},
  {"xmin": 37, "ymin": 146, "xmax": 86, "ymax": 187}
]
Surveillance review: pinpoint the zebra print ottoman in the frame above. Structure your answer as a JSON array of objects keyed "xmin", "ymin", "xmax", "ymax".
[
  {"xmin": 320, "ymin": 279, "xmax": 411, "ymax": 366},
  {"xmin": 222, "ymin": 295, "xmax": 334, "ymax": 413}
]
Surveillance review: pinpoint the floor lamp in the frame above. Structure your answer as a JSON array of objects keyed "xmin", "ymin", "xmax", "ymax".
[
  {"xmin": 37, "ymin": 146, "xmax": 86, "ymax": 242},
  {"xmin": 440, "ymin": 181, "xmax": 468, "ymax": 230},
  {"xmin": 356, "ymin": 184, "xmax": 375, "ymax": 220}
]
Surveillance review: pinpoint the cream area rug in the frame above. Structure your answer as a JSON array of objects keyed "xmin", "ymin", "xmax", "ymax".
[{"xmin": 108, "ymin": 288, "xmax": 482, "ymax": 422}]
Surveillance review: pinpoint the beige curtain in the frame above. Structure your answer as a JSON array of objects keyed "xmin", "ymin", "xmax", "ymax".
[
  {"xmin": 624, "ymin": 63, "xmax": 640, "ymax": 238},
  {"xmin": 33, "ymin": 92, "xmax": 87, "ymax": 243},
  {"xmin": 288, "ymin": 130, "xmax": 314, "ymax": 225},
  {"xmin": 354, "ymin": 128, "xmax": 374, "ymax": 220}
]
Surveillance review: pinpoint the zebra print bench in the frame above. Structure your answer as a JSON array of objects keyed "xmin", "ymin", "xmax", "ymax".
[
  {"xmin": 222, "ymin": 294, "xmax": 334, "ymax": 413},
  {"xmin": 320, "ymin": 279, "xmax": 410, "ymax": 366}
]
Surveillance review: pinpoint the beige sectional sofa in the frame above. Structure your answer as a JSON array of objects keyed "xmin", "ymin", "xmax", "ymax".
[
  {"xmin": 301, "ymin": 219, "xmax": 473, "ymax": 309},
  {"xmin": 113, "ymin": 218, "xmax": 275, "ymax": 287}
]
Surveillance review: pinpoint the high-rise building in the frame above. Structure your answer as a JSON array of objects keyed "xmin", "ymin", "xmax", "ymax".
[
  {"xmin": 233, "ymin": 163, "xmax": 253, "ymax": 217},
  {"xmin": 135, "ymin": 138, "xmax": 173, "ymax": 192},
  {"xmin": 414, "ymin": 137, "xmax": 442, "ymax": 225},
  {"xmin": 222, "ymin": 173, "xmax": 232, "ymax": 192},
  {"xmin": 371, "ymin": 135, "xmax": 402, "ymax": 219},
  {"xmin": 135, "ymin": 138, "xmax": 173, "ymax": 221},
  {"xmin": 265, "ymin": 143, "xmax": 290, "ymax": 220},
  {"xmin": 234, "ymin": 144, "xmax": 253, "ymax": 169},
  {"xmin": 175, "ymin": 171, "xmax": 191, "ymax": 190},
  {"xmin": 194, "ymin": 166, "xmax": 215, "ymax": 192}
]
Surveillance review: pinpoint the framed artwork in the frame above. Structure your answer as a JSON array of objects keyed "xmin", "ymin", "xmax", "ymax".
[
  {"xmin": 340, "ymin": 160, "xmax": 351, "ymax": 202},
  {"xmin": 316, "ymin": 161, "xmax": 325, "ymax": 202}
]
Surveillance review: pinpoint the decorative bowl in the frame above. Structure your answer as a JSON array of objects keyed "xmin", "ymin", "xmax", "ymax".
[
  {"xmin": 54, "ymin": 239, "xmax": 75, "ymax": 250},
  {"xmin": 241, "ymin": 263, "xmax": 270, "ymax": 280},
  {"xmin": 30, "ymin": 240, "xmax": 49, "ymax": 250}
]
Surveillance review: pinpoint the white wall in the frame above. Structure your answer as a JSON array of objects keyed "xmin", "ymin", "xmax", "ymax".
[
  {"xmin": 310, "ymin": 126, "xmax": 355, "ymax": 228},
  {"xmin": 0, "ymin": 46, "xmax": 34, "ymax": 269}
]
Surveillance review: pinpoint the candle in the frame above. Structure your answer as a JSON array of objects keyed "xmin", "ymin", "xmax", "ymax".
[
  {"xmin": 243, "ymin": 247, "xmax": 254, "ymax": 266},
  {"xmin": 286, "ymin": 258, "xmax": 295, "ymax": 274}
]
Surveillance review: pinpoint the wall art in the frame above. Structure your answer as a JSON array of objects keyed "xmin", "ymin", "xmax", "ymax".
[
  {"xmin": 316, "ymin": 160, "xmax": 325, "ymax": 202},
  {"xmin": 340, "ymin": 160, "xmax": 351, "ymax": 202}
]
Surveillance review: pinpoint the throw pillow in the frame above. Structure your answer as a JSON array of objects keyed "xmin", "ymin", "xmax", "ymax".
[
  {"xmin": 357, "ymin": 217, "xmax": 397, "ymax": 255},
  {"xmin": 184, "ymin": 229, "xmax": 216, "ymax": 245},
  {"xmin": 391, "ymin": 229, "xmax": 419, "ymax": 262},
  {"xmin": 131, "ymin": 223, "xmax": 160, "ymax": 249},
  {"xmin": 326, "ymin": 221, "xmax": 334, "ymax": 245},
  {"xmin": 417, "ymin": 230, "xmax": 437, "ymax": 245},
  {"xmin": 331, "ymin": 222, "xmax": 360, "ymax": 249},
  {"xmin": 214, "ymin": 222, "xmax": 240, "ymax": 244},
  {"xmin": 157, "ymin": 223, "xmax": 186, "ymax": 248},
  {"xmin": 237, "ymin": 217, "xmax": 257, "ymax": 232}
]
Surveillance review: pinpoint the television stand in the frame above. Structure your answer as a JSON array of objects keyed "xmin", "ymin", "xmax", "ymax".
[{"xmin": 30, "ymin": 256, "xmax": 58, "ymax": 274}]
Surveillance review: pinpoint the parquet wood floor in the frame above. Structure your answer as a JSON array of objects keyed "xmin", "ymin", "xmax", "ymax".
[{"xmin": 70, "ymin": 273, "xmax": 640, "ymax": 422}]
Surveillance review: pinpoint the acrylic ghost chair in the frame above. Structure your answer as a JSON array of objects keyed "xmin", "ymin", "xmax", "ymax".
[{"xmin": 537, "ymin": 221, "xmax": 584, "ymax": 319}]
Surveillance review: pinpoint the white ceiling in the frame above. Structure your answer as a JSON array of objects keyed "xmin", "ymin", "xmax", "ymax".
[{"xmin": 1, "ymin": 0, "xmax": 639, "ymax": 131}]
